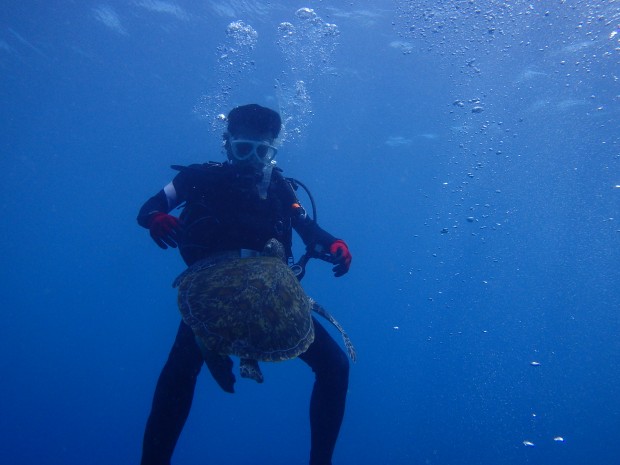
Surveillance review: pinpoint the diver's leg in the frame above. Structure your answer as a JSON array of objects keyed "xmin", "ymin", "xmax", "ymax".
[
  {"xmin": 141, "ymin": 321, "xmax": 203, "ymax": 465},
  {"xmin": 298, "ymin": 318, "xmax": 350, "ymax": 465}
]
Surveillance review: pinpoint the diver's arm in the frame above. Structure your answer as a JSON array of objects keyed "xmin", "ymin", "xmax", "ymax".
[
  {"xmin": 137, "ymin": 181, "xmax": 181, "ymax": 228},
  {"xmin": 292, "ymin": 210, "xmax": 338, "ymax": 255},
  {"xmin": 293, "ymin": 213, "xmax": 352, "ymax": 277},
  {"xmin": 137, "ymin": 179, "xmax": 185, "ymax": 250},
  {"xmin": 282, "ymin": 173, "xmax": 339, "ymax": 254}
]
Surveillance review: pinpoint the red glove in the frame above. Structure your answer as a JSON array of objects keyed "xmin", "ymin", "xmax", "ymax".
[
  {"xmin": 148, "ymin": 212, "xmax": 181, "ymax": 249},
  {"xmin": 329, "ymin": 239, "xmax": 351, "ymax": 277}
]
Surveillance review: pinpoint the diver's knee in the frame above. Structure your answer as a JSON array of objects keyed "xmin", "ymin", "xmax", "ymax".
[
  {"xmin": 336, "ymin": 348, "xmax": 350, "ymax": 376},
  {"xmin": 320, "ymin": 346, "xmax": 349, "ymax": 382}
]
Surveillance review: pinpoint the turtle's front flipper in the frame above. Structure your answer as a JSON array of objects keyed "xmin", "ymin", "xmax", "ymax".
[
  {"xmin": 240, "ymin": 358, "xmax": 264, "ymax": 383},
  {"xmin": 310, "ymin": 299, "xmax": 357, "ymax": 362},
  {"xmin": 195, "ymin": 336, "xmax": 236, "ymax": 393}
]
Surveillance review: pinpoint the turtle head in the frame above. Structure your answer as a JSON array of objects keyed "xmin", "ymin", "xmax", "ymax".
[{"xmin": 263, "ymin": 238, "xmax": 285, "ymax": 260}]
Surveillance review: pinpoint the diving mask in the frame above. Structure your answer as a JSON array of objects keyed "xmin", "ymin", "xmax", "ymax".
[{"xmin": 230, "ymin": 138, "xmax": 278, "ymax": 164}]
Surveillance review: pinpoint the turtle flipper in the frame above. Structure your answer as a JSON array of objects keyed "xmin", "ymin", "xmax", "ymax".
[
  {"xmin": 240, "ymin": 358, "xmax": 264, "ymax": 383},
  {"xmin": 195, "ymin": 336, "xmax": 236, "ymax": 393},
  {"xmin": 310, "ymin": 299, "xmax": 357, "ymax": 362}
]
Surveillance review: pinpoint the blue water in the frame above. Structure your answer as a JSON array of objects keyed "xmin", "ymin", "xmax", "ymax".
[{"xmin": 2, "ymin": 1, "xmax": 619, "ymax": 464}]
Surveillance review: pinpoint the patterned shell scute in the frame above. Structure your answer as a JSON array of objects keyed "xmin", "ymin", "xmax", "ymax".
[{"xmin": 177, "ymin": 254, "xmax": 314, "ymax": 362}]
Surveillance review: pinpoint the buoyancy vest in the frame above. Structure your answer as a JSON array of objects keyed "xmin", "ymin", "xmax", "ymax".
[{"xmin": 171, "ymin": 162, "xmax": 298, "ymax": 265}]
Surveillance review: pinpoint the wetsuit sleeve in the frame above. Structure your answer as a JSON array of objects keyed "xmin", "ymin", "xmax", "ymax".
[
  {"xmin": 137, "ymin": 175, "xmax": 184, "ymax": 228},
  {"xmin": 279, "ymin": 175, "xmax": 339, "ymax": 253},
  {"xmin": 292, "ymin": 210, "xmax": 339, "ymax": 254}
]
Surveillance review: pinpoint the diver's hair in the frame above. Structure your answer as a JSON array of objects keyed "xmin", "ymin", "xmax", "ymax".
[{"xmin": 227, "ymin": 104, "xmax": 281, "ymax": 138}]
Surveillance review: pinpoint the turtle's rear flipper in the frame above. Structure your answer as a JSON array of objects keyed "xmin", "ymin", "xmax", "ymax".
[
  {"xmin": 240, "ymin": 358, "xmax": 264, "ymax": 383},
  {"xmin": 196, "ymin": 337, "xmax": 236, "ymax": 393},
  {"xmin": 310, "ymin": 299, "xmax": 357, "ymax": 362}
]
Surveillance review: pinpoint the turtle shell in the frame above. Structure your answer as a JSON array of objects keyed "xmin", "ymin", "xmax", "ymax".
[{"xmin": 176, "ymin": 252, "xmax": 315, "ymax": 362}]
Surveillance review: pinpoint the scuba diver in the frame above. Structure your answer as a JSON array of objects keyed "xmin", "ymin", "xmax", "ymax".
[{"xmin": 137, "ymin": 104, "xmax": 352, "ymax": 465}]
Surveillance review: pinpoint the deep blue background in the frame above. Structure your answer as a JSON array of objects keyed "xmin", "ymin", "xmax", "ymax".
[{"xmin": 1, "ymin": 1, "xmax": 619, "ymax": 464}]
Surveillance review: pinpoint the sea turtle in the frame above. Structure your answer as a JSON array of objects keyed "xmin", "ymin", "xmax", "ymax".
[{"xmin": 173, "ymin": 238, "xmax": 356, "ymax": 387}]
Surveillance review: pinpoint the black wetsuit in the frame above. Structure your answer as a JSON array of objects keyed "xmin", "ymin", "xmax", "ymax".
[{"xmin": 137, "ymin": 162, "xmax": 349, "ymax": 465}]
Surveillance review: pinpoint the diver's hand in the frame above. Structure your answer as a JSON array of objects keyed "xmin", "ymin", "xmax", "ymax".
[
  {"xmin": 329, "ymin": 239, "xmax": 352, "ymax": 277},
  {"xmin": 148, "ymin": 212, "xmax": 181, "ymax": 249}
]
